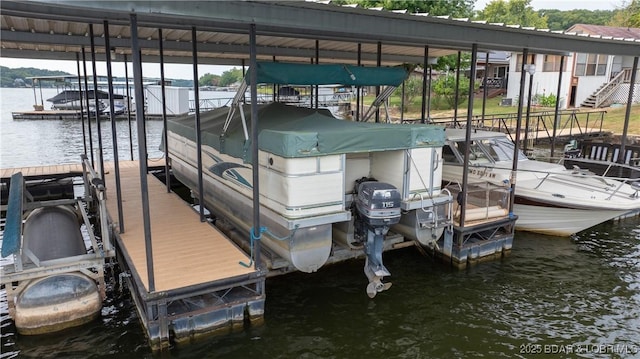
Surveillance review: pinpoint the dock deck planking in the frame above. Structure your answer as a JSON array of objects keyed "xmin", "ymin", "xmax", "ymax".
[
  {"xmin": 0, "ymin": 159, "xmax": 167, "ymax": 180},
  {"xmin": 105, "ymin": 164, "xmax": 256, "ymax": 292},
  {"xmin": 0, "ymin": 163, "xmax": 84, "ymax": 179}
]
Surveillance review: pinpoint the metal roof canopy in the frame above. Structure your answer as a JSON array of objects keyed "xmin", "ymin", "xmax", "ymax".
[{"xmin": 2, "ymin": 0, "xmax": 639, "ymax": 69}]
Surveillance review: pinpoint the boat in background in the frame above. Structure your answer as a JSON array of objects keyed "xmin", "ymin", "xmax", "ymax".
[
  {"xmin": 47, "ymin": 89, "xmax": 129, "ymax": 115},
  {"xmin": 442, "ymin": 129, "xmax": 640, "ymax": 236},
  {"xmin": 165, "ymin": 62, "xmax": 453, "ymax": 297}
]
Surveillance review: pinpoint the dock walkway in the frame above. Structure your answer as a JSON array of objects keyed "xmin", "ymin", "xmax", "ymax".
[
  {"xmin": 104, "ymin": 162, "xmax": 265, "ymax": 349},
  {"xmin": 105, "ymin": 164, "xmax": 258, "ymax": 291}
]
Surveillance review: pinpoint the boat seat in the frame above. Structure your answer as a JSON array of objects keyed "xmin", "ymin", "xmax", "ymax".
[{"xmin": 454, "ymin": 205, "xmax": 508, "ymax": 223}]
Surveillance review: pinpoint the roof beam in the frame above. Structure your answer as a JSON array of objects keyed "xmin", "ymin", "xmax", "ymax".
[
  {"xmin": 2, "ymin": 0, "xmax": 638, "ymax": 59},
  {"xmin": 1, "ymin": 30, "xmax": 427, "ymax": 64},
  {"xmin": 5, "ymin": 0, "xmax": 633, "ymax": 56}
]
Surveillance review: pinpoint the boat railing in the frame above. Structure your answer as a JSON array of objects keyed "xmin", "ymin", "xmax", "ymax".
[
  {"xmin": 461, "ymin": 162, "xmax": 640, "ymax": 200},
  {"xmin": 444, "ymin": 181, "xmax": 511, "ymax": 228},
  {"xmin": 525, "ymin": 165, "xmax": 640, "ymax": 199}
]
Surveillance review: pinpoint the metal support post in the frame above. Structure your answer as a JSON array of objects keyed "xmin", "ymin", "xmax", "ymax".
[
  {"xmin": 130, "ymin": 13, "xmax": 155, "ymax": 293},
  {"xmin": 460, "ymin": 44, "xmax": 479, "ymax": 227},
  {"xmin": 124, "ymin": 54, "xmax": 134, "ymax": 161},
  {"xmin": 89, "ymin": 24, "xmax": 105, "ymax": 180},
  {"xmin": 421, "ymin": 46, "xmax": 429, "ymax": 124},
  {"xmin": 453, "ymin": 51, "xmax": 462, "ymax": 127},
  {"xmin": 482, "ymin": 52, "xmax": 489, "ymax": 122},
  {"xmin": 159, "ymin": 28, "xmax": 171, "ymax": 193},
  {"xmin": 509, "ymin": 48, "xmax": 530, "ymax": 215},
  {"xmin": 81, "ymin": 46, "xmax": 95, "ymax": 165},
  {"xmin": 104, "ymin": 20, "xmax": 125, "ymax": 234},
  {"xmin": 550, "ymin": 56, "xmax": 565, "ymax": 158},
  {"xmin": 192, "ymin": 27, "xmax": 205, "ymax": 222},
  {"xmin": 75, "ymin": 53, "xmax": 87, "ymax": 155},
  {"xmin": 249, "ymin": 23, "xmax": 262, "ymax": 271},
  {"xmin": 619, "ymin": 56, "xmax": 639, "ymax": 165}
]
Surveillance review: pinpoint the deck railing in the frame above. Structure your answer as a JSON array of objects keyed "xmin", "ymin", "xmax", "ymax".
[
  {"xmin": 594, "ymin": 69, "xmax": 630, "ymax": 108},
  {"xmin": 188, "ymin": 92, "xmax": 354, "ymax": 112},
  {"xmin": 405, "ymin": 109, "xmax": 607, "ymax": 144}
]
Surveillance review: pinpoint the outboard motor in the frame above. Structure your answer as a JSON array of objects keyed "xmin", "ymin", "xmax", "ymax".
[{"xmin": 353, "ymin": 179, "xmax": 401, "ymax": 298}]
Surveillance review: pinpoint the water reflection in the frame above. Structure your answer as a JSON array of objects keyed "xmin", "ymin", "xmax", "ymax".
[{"xmin": 2, "ymin": 218, "xmax": 639, "ymax": 358}]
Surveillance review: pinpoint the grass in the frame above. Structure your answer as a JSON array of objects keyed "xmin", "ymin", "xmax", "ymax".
[{"xmin": 376, "ymin": 94, "xmax": 639, "ymax": 136}]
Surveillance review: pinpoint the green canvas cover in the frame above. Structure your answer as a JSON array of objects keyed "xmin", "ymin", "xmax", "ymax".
[
  {"xmin": 167, "ymin": 103, "xmax": 444, "ymax": 163},
  {"xmin": 247, "ymin": 62, "xmax": 408, "ymax": 87}
]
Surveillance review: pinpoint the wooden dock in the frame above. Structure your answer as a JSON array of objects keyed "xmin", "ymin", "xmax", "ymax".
[
  {"xmin": 103, "ymin": 162, "xmax": 265, "ymax": 349},
  {"xmin": 11, "ymin": 109, "xmax": 83, "ymax": 121},
  {"xmin": 105, "ymin": 164, "xmax": 258, "ymax": 291},
  {"xmin": 0, "ymin": 163, "xmax": 83, "ymax": 180}
]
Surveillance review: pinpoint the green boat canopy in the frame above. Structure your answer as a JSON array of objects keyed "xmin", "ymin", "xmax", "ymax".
[
  {"xmin": 246, "ymin": 62, "xmax": 409, "ymax": 87},
  {"xmin": 167, "ymin": 103, "xmax": 445, "ymax": 162}
]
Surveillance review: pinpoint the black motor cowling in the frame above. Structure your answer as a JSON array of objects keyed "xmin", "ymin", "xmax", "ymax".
[
  {"xmin": 355, "ymin": 181, "xmax": 401, "ymax": 228},
  {"xmin": 352, "ymin": 179, "xmax": 401, "ymax": 298}
]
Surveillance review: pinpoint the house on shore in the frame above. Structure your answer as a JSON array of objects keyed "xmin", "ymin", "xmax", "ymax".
[
  {"xmin": 477, "ymin": 51, "xmax": 509, "ymax": 98},
  {"xmin": 504, "ymin": 24, "xmax": 640, "ymax": 109}
]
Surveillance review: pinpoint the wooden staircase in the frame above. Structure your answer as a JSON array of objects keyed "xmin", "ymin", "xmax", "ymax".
[{"xmin": 580, "ymin": 68, "xmax": 633, "ymax": 108}]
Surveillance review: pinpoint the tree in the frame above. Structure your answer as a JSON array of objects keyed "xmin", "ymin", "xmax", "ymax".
[
  {"xmin": 540, "ymin": 9, "xmax": 613, "ymax": 31},
  {"xmin": 218, "ymin": 68, "xmax": 243, "ymax": 87},
  {"xmin": 432, "ymin": 52, "xmax": 472, "ymax": 72},
  {"xmin": 432, "ymin": 73, "xmax": 473, "ymax": 109},
  {"xmin": 393, "ymin": 76, "xmax": 423, "ymax": 112},
  {"xmin": 333, "ymin": 0, "xmax": 475, "ymax": 17},
  {"xmin": 476, "ymin": 0, "xmax": 548, "ymax": 28},
  {"xmin": 199, "ymin": 73, "xmax": 220, "ymax": 87},
  {"xmin": 608, "ymin": 0, "xmax": 640, "ymax": 27},
  {"xmin": 0, "ymin": 66, "xmax": 71, "ymax": 87}
]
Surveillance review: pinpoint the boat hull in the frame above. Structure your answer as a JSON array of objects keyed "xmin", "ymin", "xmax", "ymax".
[
  {"xmin": 393, "ymin": 205, "xmax": 447, "ymax": 246},
  {"xmin": 171, "ymin": 156, "xmax": 339, "ymax": 273},
  {"xmin": 513, "ymin": 203, "xmax": 630, "ymax": 236}
]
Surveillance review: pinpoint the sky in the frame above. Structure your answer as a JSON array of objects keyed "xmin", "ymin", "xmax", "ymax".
[{"xmin": 1, "ymin": 0, "xmax": 622, "ymax": 80}]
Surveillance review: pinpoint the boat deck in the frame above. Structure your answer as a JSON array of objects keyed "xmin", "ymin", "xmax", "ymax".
[{"xmin": 104, "ymin": 164, "xmax": 257, "ymax": 291}]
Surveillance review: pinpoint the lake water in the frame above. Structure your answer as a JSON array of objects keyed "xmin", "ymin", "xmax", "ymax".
[{"xmin": 1, "ymin": 87, "xmax": 639, "ymax": 358}]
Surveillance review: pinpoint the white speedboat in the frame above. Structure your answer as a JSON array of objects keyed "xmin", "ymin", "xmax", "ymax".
[
  {"xmin": 165, "ymin": 62, "xmax": 453, "ymax": 296},
  {"xmin": 442, "ymin": 129, "xmax": 640, "ymax": 236}
]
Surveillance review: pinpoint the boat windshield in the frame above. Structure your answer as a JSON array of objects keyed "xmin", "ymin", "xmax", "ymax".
[
  {"xmin": 483, "ymin": 137, "xmax": 527, "ymax": 162},
  {"xmin": 446, "ymin": 136, "xmax": 527, "ymax": 164},
  {"xmin": 448, "ymin": 140, "xmax": 494, "ymax": 164}
]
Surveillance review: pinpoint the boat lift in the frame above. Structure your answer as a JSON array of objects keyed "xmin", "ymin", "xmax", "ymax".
[{"xmin": 1, "ymin": 155, "xmax": 115, "ymax": 332}]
